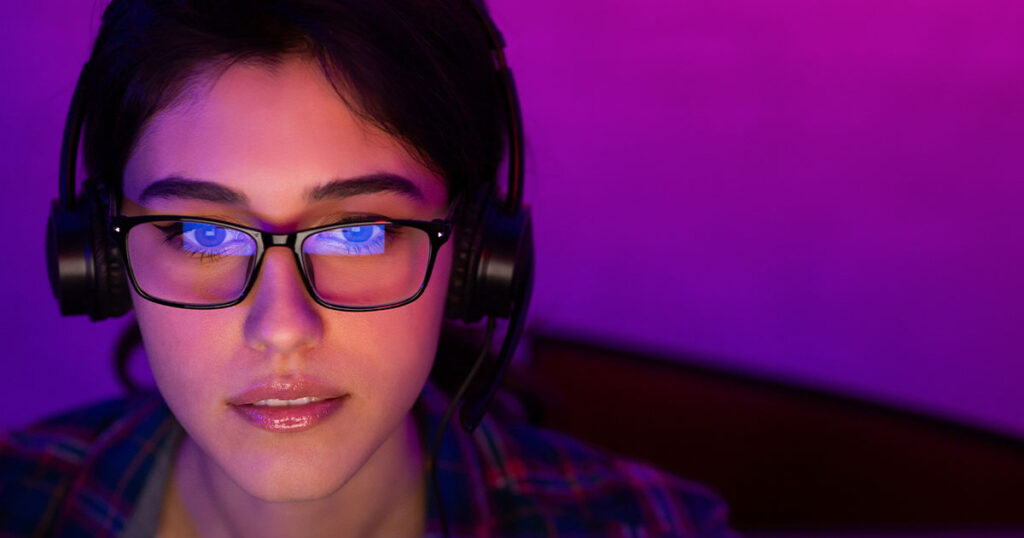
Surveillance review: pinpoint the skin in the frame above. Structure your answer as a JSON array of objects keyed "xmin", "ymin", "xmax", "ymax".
[{"xmin": 120, "ymin": 55, "xmax": 453, "ymax": 537}]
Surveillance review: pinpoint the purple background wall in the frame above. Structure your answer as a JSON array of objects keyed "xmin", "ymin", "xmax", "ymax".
[{"xmin": 2, "ymin": 1, "xmax": 1022, "ymax": 438}]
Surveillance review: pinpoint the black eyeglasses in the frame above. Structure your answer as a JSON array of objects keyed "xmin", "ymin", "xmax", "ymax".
[{"xmin": 110, "ymin": 203, "xmax": 456, "ymax": 312}]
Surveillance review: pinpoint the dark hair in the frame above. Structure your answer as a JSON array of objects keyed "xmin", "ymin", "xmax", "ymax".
[
  {"xmin": 85, "ymin": 0, "xmax": 511, "ymax": 393},
  {"xmin": 82, "ymin": 0, "xmax": 506, "ymax": 201}
]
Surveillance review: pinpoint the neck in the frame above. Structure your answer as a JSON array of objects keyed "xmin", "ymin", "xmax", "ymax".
[{"xmin": 162, "ymin": 413, "xmax": 427, "ymax": 538}]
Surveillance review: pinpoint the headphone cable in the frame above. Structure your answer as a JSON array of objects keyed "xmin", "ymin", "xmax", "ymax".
[{"xmin": 425, "ymin": 316, "xmax": 497, "ymax": 538}]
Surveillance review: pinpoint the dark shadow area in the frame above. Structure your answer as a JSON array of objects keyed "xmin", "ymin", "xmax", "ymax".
[{"xmin": 518, "ymin": 334, "xmax": 1024, "ymax": 534}]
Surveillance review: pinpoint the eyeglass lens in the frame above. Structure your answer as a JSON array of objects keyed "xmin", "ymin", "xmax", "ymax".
[{"xmin": 125, "ymin": 220, "xmax": 432, "ymax": 308}]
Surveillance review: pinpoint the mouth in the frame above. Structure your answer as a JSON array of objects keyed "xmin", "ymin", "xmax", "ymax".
[
  {"xmin": 231, "ymin": 395, "xmax": 349, "ymax": 433},
  {"xmin": 227, "ymin": 376, "xmax": 348, "ymax": 432}
]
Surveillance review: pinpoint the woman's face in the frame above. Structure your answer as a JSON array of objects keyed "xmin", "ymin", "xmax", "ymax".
[{"xmin": 121, "ymin": 56, "xmax": 451, "ymax": 501}]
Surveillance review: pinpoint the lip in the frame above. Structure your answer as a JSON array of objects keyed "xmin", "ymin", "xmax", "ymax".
[
  {"xmin": 228, "ymin": 376, "xmax": 346, "ymax": 406},
  {"xmin": 228, "ymin": 376, "xmax": 348, "ymax": 434},
  {"xmin": 231, "ymin": 396, "xmax": 347, "ymax": 433}
]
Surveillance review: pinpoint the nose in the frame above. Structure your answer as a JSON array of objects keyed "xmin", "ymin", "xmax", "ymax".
[{"xmin": 243, "ymin": 247, "xmax": 324, "ymax": 355}]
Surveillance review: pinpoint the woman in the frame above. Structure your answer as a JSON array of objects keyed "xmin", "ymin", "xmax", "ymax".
[{"xmin": 2, "ymin": 0, "xmax": 735, "ymax": 536}]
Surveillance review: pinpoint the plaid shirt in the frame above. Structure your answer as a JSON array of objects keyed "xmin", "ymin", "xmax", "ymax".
[{"xmin": 0, "ymin": 382, "xmax": 736, "ymax": 537}]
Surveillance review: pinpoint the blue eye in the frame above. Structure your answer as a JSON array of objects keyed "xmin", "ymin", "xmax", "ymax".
[
  {"xmin": 305, "ymin": 224, "xmax": 387, "ymax": 256},
  {"xmin": 341, "ymin": 226, "xmax": 374, "ymax": 243},
  {"xmin": 177, "ymin": 222, "xmax": 255, "ymax": 256},
  {"xmin": 185, "ymin": 222, "xmax": 226, "ymax": 247}
]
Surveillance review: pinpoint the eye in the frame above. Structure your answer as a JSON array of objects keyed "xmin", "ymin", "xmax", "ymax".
[
  {"xmin": 305, "ymin": 224, "xmax": 388, "ymax": 256},
  {"xmin": 180, "ymin": 222, "xmax": 255, "ymax": 255},
  {"xmin": 340, "ymin": 226, "xmax": 374, "ymax": 242},
  {"xmin": 185, "ymin": 222, "xmax": 227, "ymax": 247}
]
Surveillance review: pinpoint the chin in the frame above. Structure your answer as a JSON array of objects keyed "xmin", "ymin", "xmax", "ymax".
[{"xmin": 224, "ymin": 449, "xmax": 357, "ymax": 503}]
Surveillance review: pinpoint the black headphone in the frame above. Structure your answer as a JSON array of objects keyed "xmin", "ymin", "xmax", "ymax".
[{"xmin": 45, "ymin": 0, "xmax": 533, "ymax": 434}]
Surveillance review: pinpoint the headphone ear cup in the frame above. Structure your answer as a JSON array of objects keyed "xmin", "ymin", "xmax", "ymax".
[
  {"xmin": 45, "ymin": 180, "xmax": 130, "ymax": 320},
  {"xmin": 85, "ymin": 182, "xmax": 131, "ymax": 320},
  {"xmin": 46, "ymin": 199, "xmax": 94, "ymax": 317},
  {"xmin": 445, "ymin": 189, "xmax": 487, "ymax": 322},
  {"xmin": 471, "ymin": 201, "xmax": 533, "ymax": 320},
  {"xmin": 445, "ymin": 188, "xmax": 534, "ymax": 324}
]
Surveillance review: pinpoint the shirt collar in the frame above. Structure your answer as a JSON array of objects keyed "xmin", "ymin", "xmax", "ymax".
[{"xmin": 52, "ymin": 390, "xmax": 178, "ymax": 537}]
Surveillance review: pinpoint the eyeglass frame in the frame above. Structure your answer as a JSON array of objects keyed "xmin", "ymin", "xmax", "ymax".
[{"xmin": 109, "ymin": 198, "xmax": 459, "ymax": 312}]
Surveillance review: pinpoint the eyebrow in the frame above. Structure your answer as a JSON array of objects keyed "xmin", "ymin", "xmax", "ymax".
[
  {"xmin": 307, "ymin": 174, "xmax": 424, "ymax": 202},
  {"xmin": 137, "ymin": 173, "xmax": 425, "ymax": 205},
  {"xmin": 138, "ymin": 177, "xmax": 246, "ymax": 204}
]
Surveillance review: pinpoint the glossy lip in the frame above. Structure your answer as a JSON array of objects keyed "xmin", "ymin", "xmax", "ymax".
[
  {"xmin": 228, "ymin": 376, "xmax": 348, "ymax": 434},
  {"xmin": 231, "ymin": 396, "xmax": 348, "ymax": 433},
  {"xmin": 228, "ymin": 376, "xmax": 346, "ymax": 406}
]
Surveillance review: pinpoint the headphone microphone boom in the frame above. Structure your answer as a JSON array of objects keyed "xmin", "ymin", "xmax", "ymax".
[{"xmin": 446, "ymin": 0, "xmax": 534, "ymax": 432}]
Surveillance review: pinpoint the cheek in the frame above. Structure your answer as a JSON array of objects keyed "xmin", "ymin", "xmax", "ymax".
[
  {"xmin": 342, "ymin": 240, "xmax": 454, "ymax": 392},
  {"xmin": 407, "ymin": 238, "xmax": 454, "ymax": 355},
  {"xmin": 131, "ymin": 290, "xmax": 240, "ymax": 409}
]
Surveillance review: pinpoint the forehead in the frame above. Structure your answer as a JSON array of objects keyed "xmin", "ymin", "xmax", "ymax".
[{"xmin": 122, "ymin": 55, "xmax": 448, "ymax": 218}]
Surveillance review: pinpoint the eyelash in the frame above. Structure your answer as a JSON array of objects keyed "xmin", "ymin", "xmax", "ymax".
[{"xmin": 154, "ymin": 223, "xmax": 232, "ymax": 262}]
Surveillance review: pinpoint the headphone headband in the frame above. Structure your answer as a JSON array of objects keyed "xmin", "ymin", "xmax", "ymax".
[
  {"xmin": 58, "ymin": 61, "xmax": 91, "ymax": 212},
  {"xmin": 466, "ymin": 0, "xmax": 525, "ymax": 213}
]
